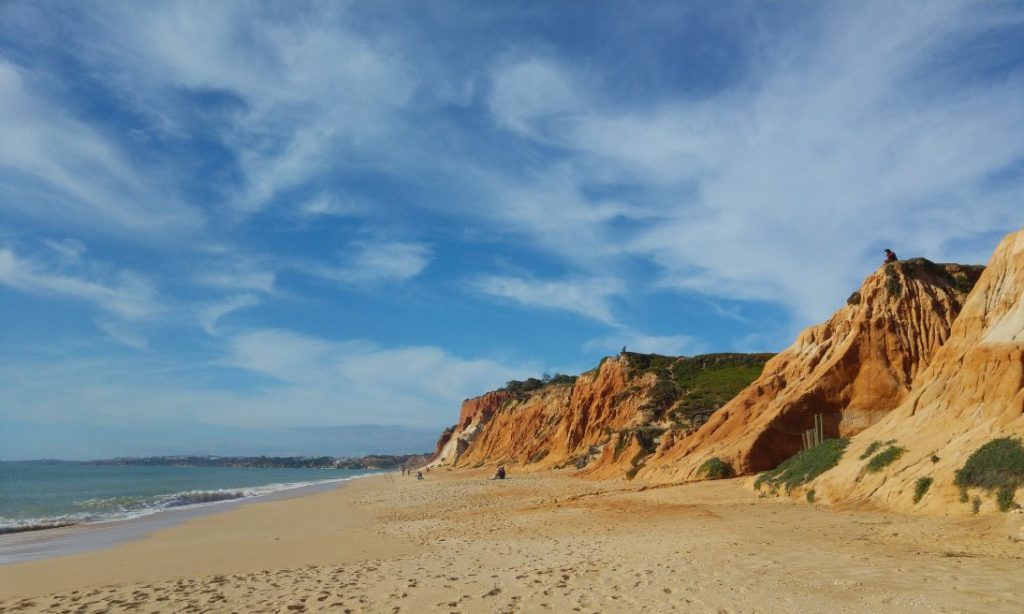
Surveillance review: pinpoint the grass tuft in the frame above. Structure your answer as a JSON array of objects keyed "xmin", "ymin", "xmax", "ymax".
[
  {"xmin": 865, "ymin": 444, "xmax": 906, "ymax": 473},
  {"xmin": 806, "ymin": 489, "xmax": 816, "ymax": 504},
  {"xmin": 860, "ymin": 441, "xmax": 884, "ymax": 460},
  {"xmin": 753, "ymin": 438, "xmax": 849, "ymax": 493}
]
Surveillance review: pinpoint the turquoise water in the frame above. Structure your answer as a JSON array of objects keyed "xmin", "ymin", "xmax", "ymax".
[{"xmin": 0, "ymin": 462, "xmax": 373, "ymax": 533}]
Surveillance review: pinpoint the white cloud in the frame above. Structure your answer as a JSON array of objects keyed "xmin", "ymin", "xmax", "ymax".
[
  {"xmin": 296, "ymin": 193, "xmax": 369, "ymax": 219},
  {"xmin": 0, "ymin": 247, "xmax": 159, "ymax": 319},
  {"xmin": 198, "ymin": 294, "xmax": 261, "ymax": 335},
  {"xmin": 472, "ymin": 274, "xmax": 623, "ymax": 325},
  {"xmin": 43, "ymin": 238, "xmax": 87, "ymax": 263},
  {"xmin": 584, "ymin": 332, "xmax": 703, "ymax": 357},
  {"xmin": 302, "ymin": 241, "xmax": 432, "ymax": 285},
  {"xmin": 221, "ymin": 329, "xmax": 534, "ymax": 426},
  {"xmin": 0, "ymin": 60, "xmax": 204, "ymax": 238},
  {"xmin": 478, "ymin": 1, "xmax": 1024, "ymax": 322},
  {"xmin": 196, "ymin": 269, "xmax": 277, "ymax": 295},
  {"xmin": 488, "ymin": 58, "xmax": 583, "ymax": 137},
  {"xmin": 68, "ymin": 3, "xmax": 419, "ymax": 213},
  {"xmin": 95, "ymin": 319, "xmax": 150, "ymax": 352},
  {"xmin": 0, "ymin": 328, "xmax": 536, "ymax": 431}
]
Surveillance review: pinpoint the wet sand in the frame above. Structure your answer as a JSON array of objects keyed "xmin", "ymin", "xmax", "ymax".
[{"xmin": 1, "ymin": 470, "xmax": 1022, "ymax": 612}]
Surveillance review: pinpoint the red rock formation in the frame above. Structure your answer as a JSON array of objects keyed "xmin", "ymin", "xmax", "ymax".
[
  {"xmin": 639, "ymin": 258, "xmax": 982, "ymax": 482},
  {"xmin": 429, "ymin": 390, "xmax": 513, "ymax": 467},
  {"xmin": 812, "ymin": 230, "xmax": 1024, "ymax": 514},
  {"xmin": 429, "ymin": 357, "xmax": 648, "ymax": 472},
  {"xmin": 429, "ymin": 353, "xmax": 772, "ymax": 478}
]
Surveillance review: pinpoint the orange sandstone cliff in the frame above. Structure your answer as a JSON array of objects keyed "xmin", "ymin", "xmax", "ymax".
[
  {"xmin": 637, "ymin": 258, "xmax": 982, "ymax": 482},
  {"xmin": 427, "ymin": 353, "xmax": 772, "ymax": 478},
  {"xmin": 810, "ymin": 229, "xmax": 1024, "ymax": 514}
]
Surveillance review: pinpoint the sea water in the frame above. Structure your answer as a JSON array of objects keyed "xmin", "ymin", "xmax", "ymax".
[{"xmin": 0, "ymin": 462, "xmax": 374, "ymax": 534}]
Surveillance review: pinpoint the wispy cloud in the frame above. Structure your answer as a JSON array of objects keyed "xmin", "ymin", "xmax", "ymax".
[
  {"xmin": 221, "ymin": 328, "xmax": 537, "ymax": 425},
  {"xmin": 477, "ymin": 1, "xmax": 1024, "ymax": 321},
  {"xmin": 195, "ymin": 268, "xmax": 277, "ymax": 295},
  {"xmin": 301, "ymin": 241, "xmax": 432, "ymax": 285},
  {"xmin": 0, "ymin": 60, "xmax": 204, "ymax": 239},
  {"xmin": 295, "ymin": 193, "xmax": 369, "ymax": 220},
  {"xmin": 95, "ymin": 319, "xmax": 151, "ymax": 352},
  {"xmin": 472, "ymin": 274, "xmax": 623, "ymax": 325},
  {"xmin": 55, "ymin": 3, "xmax": 420, "ymax": 214},
  {"xmin": 198, "ymin": 294, "xmax": 261, "ymax": 335},
  {"xmin": 584, "ymin": 332, "xmax": 703, "ymax": 357},
  {"xmin": 0, "ymin": 247, "xmax": 159, "ymax": 319}
]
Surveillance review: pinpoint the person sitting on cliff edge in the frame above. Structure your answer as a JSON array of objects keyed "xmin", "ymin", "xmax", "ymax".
[{"xmin": 884, "ymin": 248, "xmax": 898, "ymax": 264}]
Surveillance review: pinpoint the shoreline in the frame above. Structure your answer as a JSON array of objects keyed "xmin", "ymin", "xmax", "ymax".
[
  {"xmin": 1, "ymin": 469, "xmax": 1022, "ymax": 612},
  {"xmin": 0, "ymin": 472, "xmax": 381, "ymax": 565}
]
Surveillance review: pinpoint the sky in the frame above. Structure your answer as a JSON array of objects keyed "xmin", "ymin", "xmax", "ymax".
[{"xmin": 2, "ymin": 1, "xmax": 1024, "ymax": 459}]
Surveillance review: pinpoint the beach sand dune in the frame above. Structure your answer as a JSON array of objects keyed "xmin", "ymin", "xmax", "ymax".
[{"xmin": 1, "ymin": 471, "xmax": 1021, "ymax": 613}]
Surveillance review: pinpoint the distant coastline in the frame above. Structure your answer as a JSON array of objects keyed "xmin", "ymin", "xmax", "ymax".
[{"xmin": 4, "ymin": 452, "xmax": 430, "ymax": 470}]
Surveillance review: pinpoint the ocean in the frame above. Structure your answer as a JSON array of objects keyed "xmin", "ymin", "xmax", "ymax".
[{"xmin": 0, "ymin": 462, "xmax": 374, "ymax": 535}]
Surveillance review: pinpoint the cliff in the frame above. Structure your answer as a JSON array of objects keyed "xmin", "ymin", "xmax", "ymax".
[
  {"xmin": 638, "ymin": 258, "xmax": 983, "ymax": 482},
  {"xmin": 807, "ymin": 230, "xmax": 1024, "ymax": 514},
  {"xmin": 427, "ymin": 353, "xmax": 773, "ymax": 478}
]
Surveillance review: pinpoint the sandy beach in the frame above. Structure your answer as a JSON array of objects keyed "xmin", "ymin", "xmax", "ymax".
[{"xmin": 1, "ymin": 470, "xmax": 1022, "ymax": 613}]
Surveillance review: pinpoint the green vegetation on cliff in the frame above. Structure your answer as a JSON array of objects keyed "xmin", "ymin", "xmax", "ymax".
[
  {"xmin": 501, "ymin": 372, "xmax": 577, "ymax": 396},
  {"xmin": 623, "ymin": 352, "xmax": 773, "ymax": 428},
  {"xmin": 754, "ymin": 438, "xmax": 850, "ymax": 494},
  {"xmin": 954, "ymin": 437, "xmax": 1024, "ymax": 512}
]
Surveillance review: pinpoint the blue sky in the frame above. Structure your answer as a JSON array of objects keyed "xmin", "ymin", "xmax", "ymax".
[{"xmin": 2, "ymin": 1, "xmax": 1024, "ymax": 459}]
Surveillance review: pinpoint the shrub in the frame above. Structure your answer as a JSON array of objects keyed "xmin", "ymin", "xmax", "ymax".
[
  {"xmin": 885, "ymin": 263, "xmax": 902, "ymax": 297},
  {"xmin": 953, "ymin": 273, "xmax": 975, "ymax": 295},
  {"xmin": 865, "ymin": 445, "xmax": 906, "ymax": 473},
  {"xmin": 972, "ymin": 496, "xmax": 982, "ymax": 515},
  {"xmin": 996, "ymin": 486, "xmax": 1017, "ymax": 512},
  {"xmin": 959, "ymin": 488, "xmax": 969, "ymax": 503},
  {"xmin": 633, "ymin": 427, "xmax": 664, "ymax": 455},
  {"xmin": 913, "ymin": 477, "xmax": 933, "ymax": 504},
  {"xmin": 846, "ymin": 291, "xmax": 861, "ymax": 305},
  {"xmin": 930, "ymin": 454, "xmax": 940, "ymax": 464},
  {"xmin": 698, "ymin": 457, "xmax": 734, "ymax": 480},
  {"xmin": 954, "ymin": 437, "xmax": 1024, "ymax": 492},
  {"xmin": 753, "ymin": 438, "xmax": 849, "ymax": 493},
  {"xmin": 612, "ymin": 433, "xmax": 629, "ymax": 461},
  {"xmin": 806, "ymin": 489, "xmax": 816, "ymax": 503}
]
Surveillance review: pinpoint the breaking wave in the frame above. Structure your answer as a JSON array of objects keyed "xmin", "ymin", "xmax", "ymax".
[{"xmin": 0, "ymin": 475, "xmax": 367, "ymax": 536}]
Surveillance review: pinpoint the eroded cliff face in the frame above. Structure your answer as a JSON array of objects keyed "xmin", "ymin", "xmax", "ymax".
[
  {"xmin": 810, "ymin": 231, "xmax": 1024, "ymax": 514},
  {"xmin": 429, "ymin": 390, "xmax": 513, "ymax": 467},
  {"xmin": 427, "ymin": 353, "xmax": 772, "ymax": 477},
  {"xmin": 428, "ymin": 357, "xmax": 646, "ymax": 473},
  {"xmin": 638, "ymin": 258, "xmax": 983, "ymax": 482}
]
